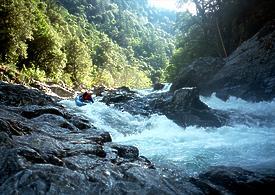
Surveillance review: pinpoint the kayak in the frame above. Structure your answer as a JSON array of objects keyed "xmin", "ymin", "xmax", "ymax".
[{"xmin": 75, "ymin": 95, "xmax": 87, "ymax": 107}]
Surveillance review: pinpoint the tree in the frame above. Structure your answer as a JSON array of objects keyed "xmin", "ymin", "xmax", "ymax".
[
  {"xmin": 0, "ymin": 0, "xmax": 35, "ymax": 63},
  {"xmin": 64, "ymin": 37, "xmax": 93, "ymax": 87}
]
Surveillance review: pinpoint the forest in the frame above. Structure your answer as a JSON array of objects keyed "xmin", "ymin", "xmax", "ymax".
[
  {"xmin": 0, "ymin": 0, "xmax": 274, "ymax": 89},
  {"xmin": 0, "ymin": 0, "xmax": 175, "ymax": 89},
  {"xmin": 1, "ymin": 1, "xmax": 275, "ymax": 194}
]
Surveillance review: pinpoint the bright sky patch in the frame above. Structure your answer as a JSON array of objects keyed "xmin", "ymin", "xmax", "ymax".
[{"xmin": 148, "ymin": 0, "xmax": 196, "ymax": 14}]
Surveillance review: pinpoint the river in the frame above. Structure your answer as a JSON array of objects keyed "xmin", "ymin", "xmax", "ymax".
[{"xmin": 60, "ymin": 85, "xmax": 275, "ymax": 176}]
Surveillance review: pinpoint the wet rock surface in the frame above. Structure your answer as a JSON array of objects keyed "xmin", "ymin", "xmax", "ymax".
[
  {"xmin": 153, "ymin": 82, "xmax": 165, "ymax": 90},
  {"xmin": 191, "ymin": 166, "xmax": 275, "ymax": 195},
  {"xmin": 110, "ymin": 87, "xmax": 228, "ymax": 127},
  {"xmin": 171, "ymin": 20, "xmax": 275, "ymax": 101},
  {"xmin": 101, "ymin": 86, "xmax": 137, "ymax": 105},
  {"xmin": 1, "ymin": 81, "xmax": 275, "ymax": 194},
  {"xmin": 170, "ymin": 57, "xmax": 225, "ymax": 93}
]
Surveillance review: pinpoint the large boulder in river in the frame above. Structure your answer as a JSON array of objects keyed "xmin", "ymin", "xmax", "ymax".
[
  {"xmin": 115, "ymin": 87, "xmax": 228, "ymax": 127},
  {"xmin": 151, "ymin": 88, "xmax": 227, "ymax": 127},
  {"xmin": 153, "ymin": 82, "xmax": 165, "ymax": 90},
  {"xmin": 101, "ymin": 86, "xmax": 136, "ymax": 105},
  {"xmin": 171, "ymin": 20, "xmax": 275, "ymax": 101}
]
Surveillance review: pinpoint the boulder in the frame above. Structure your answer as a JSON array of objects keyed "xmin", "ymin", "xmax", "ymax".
[
  {"xmin": 113, "ymin": 88, "xmax": 228, "ymax": 127},
  {"xmin": 151, "ymin": 88, "xmax": 228, "ymax": 127},
  {"xmin": 153, "ymin": 82, "xmax": 165, "ymax": 90},
  {"xmin": 0, "ymin": 81, "xmax": 58, "ymax": 106},
  {"xmin": 191, "ymin": 166, "xmax": 275, "ymax": 194},
  {"xmin": 48, "ymin": 84, "xmax": 74, "ymax": 98},
  {"xmin": 117, "ymin": 86, "xmax": 132, "ymax": 93},
  {"xmin": 107, "ymin": 143, "xmax": 139, "ymax": 159},
  {"xmin": 30, "ymin": 81, "xmax": 74, "ymax": 98},
  {"xmin": 93, "ymin": 85, "xmax": 106, "ymax": 96},
  {"xmin": 101, "ymin": 86, "xmax": 136, "ymax": 105}
]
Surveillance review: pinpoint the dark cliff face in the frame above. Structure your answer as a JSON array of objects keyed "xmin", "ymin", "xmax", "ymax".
[
  {"xmin": 206, "ymin": 20, "xmax": 275, "ymax": 101},
  {"xmin": 171, "ymin": 20, "xmax": 275, "ymax": 102},
  {"xmin": 170, "ymin": 57, "xmax": 225, "ymax": 93}
]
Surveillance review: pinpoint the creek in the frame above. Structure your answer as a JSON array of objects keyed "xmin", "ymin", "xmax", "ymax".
[{"xmin": 61, "ymin": 85, "xmax": 275, "ymax": 176}]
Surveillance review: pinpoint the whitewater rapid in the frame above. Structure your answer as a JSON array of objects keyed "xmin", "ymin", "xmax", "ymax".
[{"xmin": 60, "ymin": 88, "xmax": 275, "ymax": 176}]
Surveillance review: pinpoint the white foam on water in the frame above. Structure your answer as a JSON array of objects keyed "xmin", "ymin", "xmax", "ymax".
[{"xmin": 60, "ymin": 92, "xmax": 275, "ymax": 176}]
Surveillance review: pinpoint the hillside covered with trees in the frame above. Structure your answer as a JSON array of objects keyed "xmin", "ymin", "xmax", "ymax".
[{"xmin": 0, "ymin": 0, "xmax": 176, "ymax": 89}]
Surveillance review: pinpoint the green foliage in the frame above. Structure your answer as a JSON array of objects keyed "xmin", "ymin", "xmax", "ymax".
[
  {"xmin": 0, "ymin": 0, "xmax": 36, "ymax": 62},
  {"xmin": 64, "ymin": 37, "xmax": 93, "ymax": 87},
  {"xmin": 21, "ymin": 64, "xmax": 47, "ymax": 83},
  {"xmin": 59, "ymin": 0, "xmax": 176, "ymax": 82},
  {"xmin": 1, "ymin": 0, "xmax": 176, "ymax": 88}
]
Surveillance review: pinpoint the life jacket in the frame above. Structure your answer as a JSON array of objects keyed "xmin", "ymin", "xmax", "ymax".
[{"xmin": 81, "ymin": 92, "xmax": 94, "ymax": 103}]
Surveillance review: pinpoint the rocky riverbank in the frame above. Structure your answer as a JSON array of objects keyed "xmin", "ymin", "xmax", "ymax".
[{"xmin": 1, "ymin": 81, "xmax": 275, "ymax": 194}]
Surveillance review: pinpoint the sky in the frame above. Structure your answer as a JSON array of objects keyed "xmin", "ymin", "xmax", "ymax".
[{"xmin": 148, "ymin": 0, "xmax": 196, "ymax": 14}]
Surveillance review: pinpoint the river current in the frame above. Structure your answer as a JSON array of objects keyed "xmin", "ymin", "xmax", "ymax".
[{"xmin": 61, "ymin": 86, "xmax": 275, "ymax": 176}]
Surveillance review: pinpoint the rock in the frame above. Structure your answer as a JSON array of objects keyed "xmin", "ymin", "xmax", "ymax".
[
  {"xmin": 93, "ymin": 85, "xmax": 106, "ymax": 96},
  {"xmin": 117, "ymin": 86, "xmax": 132, "ymax": 93},
  {"xmin": 206, "ymin": 20, "xmax": 275, "ymax": 101},
  {"xmin": 0, "ymin": 81, "xmax": 58, "ymax": 106},
  {"xmin": 191, "ymin": 166, "xmax": 275, "ymax": 194},
  {"xmin": 114, "ymin": 88, "xmax": 228, "ymax": 127},
  {"xmin": 68, "ymin": 115, "xmax": 92, "ymax": 130},
  {"xmin": 30, "ymin": 81, "xmax": 74, "ymax": 98},
  {"xmin": 0, "ymin": 108, "xmax": 33, "ymax": 136},
  {"xmin": 170, "ymin": 57, "xmax": 225, "ymax": 92},
  {"xmin": 0, "ymin": 164, "xmax": 94, "ymax": 195},
  {"xmin": 153, "ymin": 82, "xmax": 165, "ymax": 90},
  {"xmin": 20, "ymin": 105, "xmax": 65, "ymax": 119},
  {"xmin": 101, "ymin": 86, "xmax": 136, "ymax": 105},
  {"xmin": 171, "ymin": 20, "xmax": 275, "ymax": 101},
  {"xmin": 48, "ymin": 84, "xmax": 74, "ymax": 98},
  {"xmin": 171, "ymin": 87, "xmax": 209, "ymax": 110},
  {"xmin": 152, "ymin": 88, "xmax": 228, "ymax": 127},
  {"xmin": 0, "ymin": 132, "xmax": 13, "ymax": 147},
  {"xmin": 107, "ymin": 143, "xmax": 139, "ymax": 159}
]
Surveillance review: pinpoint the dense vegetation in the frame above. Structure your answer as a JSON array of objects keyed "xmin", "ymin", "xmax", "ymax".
[
  {"xmin": 1, "ymin": 0, "xmax": 273, "ymax": 88},
  {"xmin": 0, "ymin": 0, "xmax": 175, "ymax": 89},
  {"xmin": 167, "ymin": 0, "xmax": 275, "ymax": 80}
]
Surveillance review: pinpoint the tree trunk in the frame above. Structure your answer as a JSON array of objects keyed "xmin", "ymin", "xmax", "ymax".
[{"xmin": 216, "ymin": 19, "xmax": 227, "ymax": 57}]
